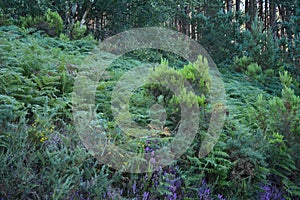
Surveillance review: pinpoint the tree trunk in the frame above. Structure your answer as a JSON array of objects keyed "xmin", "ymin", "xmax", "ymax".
[
  {"xmin": 236, "ymin": 0, "xmax": 241, "ymax": 12},
  {"xmin": 264, "ymin": 0, "xmax": 268, "ymax": 28},
  {"xmin": 258, "ymin": 0, "xmax": 263, "ymax": 19},
  {"xmin": 245, "ymin": 0, "xmax": 251, "ymax": 29},
  {"xmin": 250, "ymin": 0, "xmax": 257, "ymax": 21},
  {"xmin": 270, "ymin": 0, "xmax": 276, "ymax": 28},
  {"xmin": 246, "ymin": 0, "xmax": 257, "ymax": 30},
  {"xmin": 227, "ymin": 0, "xmax": 233, "ymax": 12},
  {"xmin": 80, "ymin": 7, "xmax": 90, "ymax": 28}
]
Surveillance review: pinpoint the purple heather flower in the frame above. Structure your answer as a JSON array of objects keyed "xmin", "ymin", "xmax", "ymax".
[
  {"xmin": 145, "ymin": 146, "xmax": 150, "ymax": 152},
  {"xmin": 173, "ymin": 192, "xmax": 177, "ymax": 199},
  {"xmin": 218, "ymin": 194, "xmax": 226, "ymax": 200},
  {"xmin": 155, "ymin": 180, "xmax": 159, "ymax": 187},
  {"xmin": 142, "ymin": 191, "xmax": 150, "ymax": 200},
  {"xmin": 259, "ymin": 184, "xmax": 284, "ymax": 200},
  {"xmin": 150, "ymin": 157, "xmax": 156, "ymax": 165},
  {"xmin": 198, "ymin": 180, "xmax": 211, "ymax": 200},
  {"xmin": 132, "ymin": 181, "xmax": 137, "ymax": 194},
  {"xmin": 151, "ymin": 150, "xmax": 155, "ymax": 156}
]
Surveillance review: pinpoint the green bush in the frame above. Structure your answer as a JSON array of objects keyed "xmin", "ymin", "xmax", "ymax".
[
  {"xmin": 239, "ymin": 17, "xmax": 279, "ymax": 71},
  {"xmin": 232, "ymin": 56, "xmax": 253, "ymax": 72},
  {"xmin": 264, "ymin": 69, "xmax": 275, "ymax": 77},
  {"xmin": 19, "ymin": 10, "xmax": 63, "ymax": 37},
  {"xmin": 245, "ymin": 71, "xmax": 300, "ymax": 198},
  {"xmin": 246, "ymin": 63, "xmax": 262, "ymax": 77},
  {"xmin": 0, "ymin": 10, "xmax": 12, "ymax": 26},
  {"xmin": 45, "ymin": 9, "xmax": 63, "ymax": 36},
  {"xmin": 71, "ymin": 21, "xmax": 87, "ymax": 40}
]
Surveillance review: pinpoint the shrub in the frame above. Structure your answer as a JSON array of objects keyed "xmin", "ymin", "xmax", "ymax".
[
  {"xmin": 264, "ymin": 69, "xmax": 275, "ymax": 77},
  {"xmin": 246, "ymin": 63, "xmax": 262, "ymax": 77},
  {"xmin": 239, "ymin": 17, "xmax": 279, "ymax": 70},
  {"xmin": 0, "ymin": 10, "xmax": 12, "ymax": 26},
  {"xmin": 246, "ymin": 71, "xmax": 300, "ymax": 198},
  {"xmin": 19, "ymin": 10, "xmax": 63, "ymax": 37},
  {"xmin": 232, "ymin": 56, "xmax": 252, "ymax": 72},
  {"xmin": 45, "ymin": 9, "xmax": 63, "ymax": 36},
  {"xmin": 70, "ymin": 21, "xmax": 87, "ymax": 40}
]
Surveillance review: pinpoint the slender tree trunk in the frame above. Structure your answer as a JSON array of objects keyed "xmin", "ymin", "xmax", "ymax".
[
  {"xmin": 236, "ymin": 0, "xmax": 241, "ymax": 12},
  {"xmin": 258, "ymin": 0, "xmax": 263, "ymax": 19},
  {"xmin": 227, "ymin": 0, "xmax": 233, "ymax": 12},
  {"xmin": 250, "ymin": 0, "xmax": 257, "ymax": 20},
  {"xmin": 64, "ymin": 0, "xmax": 70, "ymax": 32},
  {"xmin": 265, "ymin": 0, "xmax": 268, "ymax": 28},
  {"xmin": 80, "ymin": 7, "xmax": 90, "ymax": 28},
  {"xmin": 95, "ymin": 17, "xmax": 100, "ymax": 40},
  {"xmin": 182, "ymin": 5, "xmax": 190, "ymax": 36},
  {"xmin": 70, "ymin": 2, "xmax": 77, "ymax": 27},
  {"xmin": 270, "ymin": 1, "xmax": 279, "ymax": 40},
  {"xmin": 191, "ymin": 17, "xmax": 196, "ymax": 39},
  {"xmin": 245, "ymin": 0, "xmax": 251, "ymax": 29},
  {"xmin": 101, "ymin": 12, "xmax": 105, "ymax": 40},
  {"xmin": 246, "ymin": 0, "xmax": 257, "ymax": 30}
]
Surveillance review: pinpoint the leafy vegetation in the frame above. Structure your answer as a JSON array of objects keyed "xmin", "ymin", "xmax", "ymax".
[{"xmin": 0, "ymin": 0, "xmax": 299, "ymax": 199}]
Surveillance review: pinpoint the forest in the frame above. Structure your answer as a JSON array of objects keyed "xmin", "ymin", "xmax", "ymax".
[{"xmin": 0, "ymin": 0, "xmax": 299, "ymax": 199}]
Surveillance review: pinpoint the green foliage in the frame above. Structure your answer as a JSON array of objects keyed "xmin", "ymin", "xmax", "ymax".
[
  {"xmin": 179, "ymin": 55, "xmax": 211, "ymax": 95},
  {"xmin": 19, "ymin": 9, "xmax": 63, "ymax": 37},
  {"xmin": 19, "ymin": 15, "xmax": 42, "ymax": 30},
  {"xmin": 45, "ymin": 9, "xmax": 63, "ymax": 36},
  {"xmin": 0, "ymin": 0, "xmax": 49, "ymax": 18},
  {"xmin": 232, "ymin": 56, "xmax": 253, "ymax": 72},
  {"xmin": 0, "ymin": 10, "xmax": 12, "ymax": 26},
  {"xmin": 0, "ymin": 11, "xmax": 299, "ymax": 198},
  {"xmin": 70, "ymin": 21, "xmax": 87, "ymax": 40},
  {"xmin": 0, "ymin": 118, "xmax": 111, "ymax": 199},
  {"xmin": 238, "ymin": 17, "xmax": 279, "ymax": 70},
  {"xmin": 193, "ymin": 7, "xmax": 247, "ymax": 64},
  {"xmin": 246, "ymin": 63, "xmax": 262, "ymax": 77},
  {"xmin": 244, "ymin": 71, "xmax": 300, "ymax": 198},
  {"xmin": 145, "ymin": 56, "xmax": 210, "ymax": 126}
]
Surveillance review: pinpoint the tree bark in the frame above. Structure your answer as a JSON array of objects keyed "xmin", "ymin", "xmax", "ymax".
[
  {"xmin": 264, "ymin": 0, "xmax": 268, "ymax": 28},
  {"xmin": 250, "ymin": 0, "xmax": 257, "ymax": 20},
  {"xmin": 258, "ymin": 0, "xmax": 263, "ymax": 19},
  {"xmin": 236, "ymin": 0, "xmax": 241, "ymax": 12},
  {"xmin": 270, "ymin": 0, "xmax": 276, "ymax": 28},
  {"xmin": 245, "ymin": 0, "xmax": 251, "ymax": 29},
  {"xmin": 80, "ymin": 7, "xmax": 90, "ymax": 28},
  {"xmin": 227, "ymin": 0, "xmax": 233, "ymax": 12}
]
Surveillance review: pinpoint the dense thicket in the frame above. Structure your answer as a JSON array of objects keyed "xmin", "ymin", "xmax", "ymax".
[
  {"xmin": 1, "ymin": 0, "xmax": 299, "ymax": 91},
  {"xmin": 0, "ymin": 1, "xmax": 299, "ymax": 199}
]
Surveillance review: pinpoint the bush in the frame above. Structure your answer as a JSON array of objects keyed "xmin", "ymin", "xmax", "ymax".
[
  {"xmin": 19, "ymin": 10, "xmax": 63, "ymax": 37},
  {"xmin": 238, "ymin": 17, "xmax": 279, "ymax": 71},
  {"xmin": 246, "ymin": 63, "xmax": 262, "ymax": 77},
  {"xmin": 245, "ymin": 71, "xmax": 300, "ymax": 198},
  {"xmin": 0, "ymin": 10, "xmax": 12, "ymax": 26},
  {"xmin": 70, "ymin": 21, "xmax": 87, "ymax": 40},
  {"xmin": 45, "ymin": 9, "xmax": 63, "ymax": 36},
  {"xmin": 232, "ymin": 56, "xmax": 253, "ymax": 72}
]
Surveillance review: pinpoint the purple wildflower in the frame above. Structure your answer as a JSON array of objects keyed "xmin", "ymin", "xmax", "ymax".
[
  {"xmin": 132, "ymin": 181, "xmax": 137, "ymax": 194},
  {"xmin": 198, "ymin": 180, "xmax": 211, "ymax": 200},
  {"xmin": 150, "ymin": 157, "xmax": 156, "ymax": 165},
  {"xmin": 142, "ymin": 191, "xmax": 150, "ymax": 200},
  {"xmin": 151, "ymin": 150, "xmax": 155, "ymax": 156},
  {"xmin": 218, "ymin": 194, "xmax": 226, "ymax": 200},
  {"xmin": 259, "ymin": 184, "xmax": 284, "ymax": 200}
]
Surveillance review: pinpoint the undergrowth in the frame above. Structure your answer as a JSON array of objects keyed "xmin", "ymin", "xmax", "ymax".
[{"xmin": 0, "ymin": 26, "xmax": 299, "ymax": 200}]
